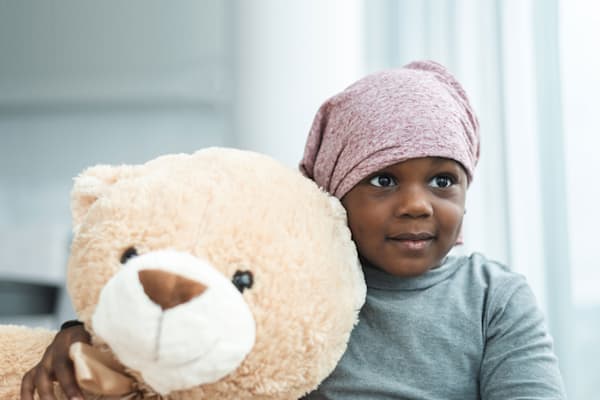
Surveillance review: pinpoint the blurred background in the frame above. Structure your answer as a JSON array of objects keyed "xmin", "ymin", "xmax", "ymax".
[{"xmin": 0, "ymin": 0, "xmax": 597, "ymax": 398}]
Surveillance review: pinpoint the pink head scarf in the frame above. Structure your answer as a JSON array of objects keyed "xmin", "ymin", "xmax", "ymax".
[{"xmin": 300, "ymin": 60, "xmax": 480, "ymax": 199}]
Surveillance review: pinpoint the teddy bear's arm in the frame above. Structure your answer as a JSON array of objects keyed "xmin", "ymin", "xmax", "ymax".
[{"xmin": 0, "ymin": 325, "xmax": 66, "ymax": 399}]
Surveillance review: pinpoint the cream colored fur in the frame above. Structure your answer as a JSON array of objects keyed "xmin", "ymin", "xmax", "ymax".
[
  {"xmin": 0, "ymin": 148, "xmax": 365, "ymax": 399},
  {"xmin": 0, "ymin": 326, "xmax": 66, "ymax": 399}
]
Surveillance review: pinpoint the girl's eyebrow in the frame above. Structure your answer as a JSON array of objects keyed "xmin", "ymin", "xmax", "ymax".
[
  {"xmin": 428, "ymin": 159, "xmax": 468, "ymax": 181},
  {"xmin": 370, "ymin": 158, "xmax": 463, "ymax": 175},
  {"xmin": 429, "ymin": 158, "xmax": 465, "ymax": 172},
  {"xmin": 429, "ymin": 157, "xmax": 459, "ymax": 166}
]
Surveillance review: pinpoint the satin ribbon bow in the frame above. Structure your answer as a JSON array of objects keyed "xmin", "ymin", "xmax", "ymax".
[{"xmin": 69, "ymin": 342, "xmax": 162, "ymax": 399}]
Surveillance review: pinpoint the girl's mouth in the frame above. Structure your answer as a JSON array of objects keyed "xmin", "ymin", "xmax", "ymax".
[
  {"xmin": 388, "ymin": 232, "xmax": 435, "ymax": 251},
  {"xmin": 397, "ymin": 238, "xmax": 432, "ymax": 250},
  {"xmin": 389, "ymin": 238, "xmax": 433, "ymax": 251}
]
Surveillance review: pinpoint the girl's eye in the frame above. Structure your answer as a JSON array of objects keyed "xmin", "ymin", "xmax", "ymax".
[
  {"xmin": 429, "ymin": 175, "xmax": 455, "ymax": 188},
  {"xmin": 369, "ymin": 174, "xmax": 396, "ymax": 187}
]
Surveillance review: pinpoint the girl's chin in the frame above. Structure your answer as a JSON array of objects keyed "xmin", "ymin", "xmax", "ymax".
[
  {"xmin": 378, "ymin": 263, "xmax": 434, "ymax": 277},
  {"xmin": 368, "ymin": 257, "xmax": 446, "ymax": 277}
]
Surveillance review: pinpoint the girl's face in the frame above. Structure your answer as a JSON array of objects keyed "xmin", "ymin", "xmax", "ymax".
[{"xmin": 341, "ymin": 157, "xmax": 467, "ymax": 277}]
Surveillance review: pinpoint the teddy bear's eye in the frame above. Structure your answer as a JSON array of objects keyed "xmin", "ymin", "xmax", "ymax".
[
  {"xmin": 120, "ymin": 247, "xmax": 139, "ymax": 264},
  {"xmin": 232, "ymin": 270, "xmax": 253, "ymax": 293}
]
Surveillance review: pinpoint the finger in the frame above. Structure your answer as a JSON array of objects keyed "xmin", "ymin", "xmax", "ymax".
[
  {"xmin": 34, "ymin": 367, "xmax": 57, "ymax": 400},
  {"xmin": 20, "ymin": 369, "xmax": 36, "ymax": 400},
  {"xmin": 67, "ymin": 325, "xmax": 91, "ymax": 344},
  {"xmin": 54, "ymin": 359, "xmax": 84, "ymax": 400},
  {"xmin": 39, "ymin": 345, "xmax": 56, "ymax": 372}
]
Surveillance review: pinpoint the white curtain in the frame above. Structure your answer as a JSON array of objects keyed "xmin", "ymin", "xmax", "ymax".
[{"xmin": 366, "ymin": 0, "xmax": 599, "ymax": 398}]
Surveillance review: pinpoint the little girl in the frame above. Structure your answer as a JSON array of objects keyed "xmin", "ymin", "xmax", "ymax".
[
  {"xmin": 22, "ymin": 61, "xmax": 566, "ymax": 400},
  {"xmin": 296, "ymin": 61, "xmax": 565, "ymax": 399}
]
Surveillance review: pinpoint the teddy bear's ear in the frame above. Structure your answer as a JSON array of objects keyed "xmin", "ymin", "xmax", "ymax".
[{"xmin": 70, "ymin": 165, "xmax": 130, "ymax": 233}]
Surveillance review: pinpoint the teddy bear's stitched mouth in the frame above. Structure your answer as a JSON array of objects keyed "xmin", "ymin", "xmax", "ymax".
[
  {"xmin": 155, "ymin": 338, "xmax": 221, "ymax": 368},
  {"xmin": 153, "ymin": 313, "xmax": 164, "ymax": 362},
  {"xmin": 173, "ymin": 339, "xmax": 221, "ymax": 367},
  {"xmin": 152, "ymin": 313, "xmax": 221, "ymax": 367}
]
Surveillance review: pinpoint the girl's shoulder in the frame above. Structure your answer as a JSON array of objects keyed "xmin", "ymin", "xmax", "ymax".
[
  {"xmin": 454, "ymin": 252, "xmax": 540, "ymax": 318},
  {"xmin": 451, "ymin": 252, "xmax": 530, "ymax": 298},
  {"xmin": 459, "ymin": 251, "xmax": 523, "ymax": 278}
]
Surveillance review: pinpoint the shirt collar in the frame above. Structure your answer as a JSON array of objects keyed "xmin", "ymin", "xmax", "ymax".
[{"xmin": 363, "ymin": 256, "xmax": 463, "ymax": 291}]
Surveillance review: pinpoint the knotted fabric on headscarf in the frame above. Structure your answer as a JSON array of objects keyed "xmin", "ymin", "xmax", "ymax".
[{"xmin": 300, "ymin": 60, "xmax": 480, "ymax": 199}]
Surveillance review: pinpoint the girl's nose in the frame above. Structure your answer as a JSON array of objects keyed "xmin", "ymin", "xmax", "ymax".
[{"xmin": 394, "ymin": 187, "xmax": 433, "ymax": 218}]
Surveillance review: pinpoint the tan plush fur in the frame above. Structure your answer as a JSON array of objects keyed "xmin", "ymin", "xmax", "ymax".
[
  {"xmin": 0, "ymin": 326, "xmax": 67, "ymax": 399},
  {"xmin": 0, "ymin": 148, "xmax": 365, "ymax": 399}
]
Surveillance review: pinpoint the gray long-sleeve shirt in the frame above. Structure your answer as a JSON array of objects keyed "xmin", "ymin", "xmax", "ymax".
[{"xmin": 303, "ymin": 253, "xmax": 566, "ymax": 399}]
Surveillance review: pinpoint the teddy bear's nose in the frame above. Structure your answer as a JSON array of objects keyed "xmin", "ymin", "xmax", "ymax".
[{"xmin": 138, "ymin": 269, "xmax": 207, "ymax": 310}]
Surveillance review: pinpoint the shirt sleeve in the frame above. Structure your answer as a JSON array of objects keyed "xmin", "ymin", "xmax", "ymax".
[{"xmin": 480, "ymin": 277, "xmax": 566, "ymax": 399}]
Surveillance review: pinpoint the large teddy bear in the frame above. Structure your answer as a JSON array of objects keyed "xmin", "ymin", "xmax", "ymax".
[{"xmin": 0, "ymin": 148, "xmax": 365, "ymax": 399}]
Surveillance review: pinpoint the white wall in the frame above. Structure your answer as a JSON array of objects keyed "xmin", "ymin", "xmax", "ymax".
[
  {"xmin": 233, "ymin": 0, "xmax": 365, "ymax": 167},
  {"xmin": 0, "ymin": 0, "xmax": 235, "ymax": 325},
  {"xmin": 560, "ymin": 0, "xmax": 600, "ymax": 307},
  {"xmin": 0, "ymin": 0, "xmax": 366, "ymax": 326}
]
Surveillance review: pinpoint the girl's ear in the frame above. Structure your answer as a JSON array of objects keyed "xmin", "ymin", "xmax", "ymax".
[{"xmin": 70, "ymin": 165, "xmax": 134, "ymax": 233}]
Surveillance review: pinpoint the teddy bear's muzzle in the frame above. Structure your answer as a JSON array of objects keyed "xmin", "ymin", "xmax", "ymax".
[{"xmin": 90, "ymin": 250, "xmax": 256, "ymax": 395}]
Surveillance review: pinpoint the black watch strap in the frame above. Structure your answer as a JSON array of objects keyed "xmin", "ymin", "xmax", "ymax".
[{"xmin": 59, "ymin": 319, "xmax": 84, "ymax": 330}]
